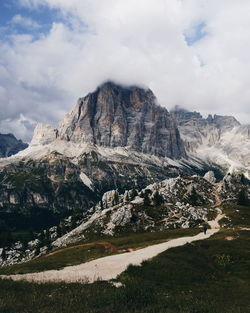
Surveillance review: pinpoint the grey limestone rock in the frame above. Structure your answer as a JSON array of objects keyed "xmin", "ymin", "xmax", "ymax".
[{"xmin": 57, "ymin": 82, "xmax": 186, "ymax": 159}]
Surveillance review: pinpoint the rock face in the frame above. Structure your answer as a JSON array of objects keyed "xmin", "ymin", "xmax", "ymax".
[
  {"xmin": 171, "ymin": 106, "xmax": 250, "ymax": 171},
  {"xmin": 30, "ymin": 124, "xmax": 58, "ymax": 146},
  {"xmin": 171, "ymin": 106, "xmax": 240, "ymax": 152},
  {"xmin": 0, "ymin": 153, "xmax": 98, "ymax": 240},
  {"xmin": 203, "ymin": 171, "xmax": 216, "ymax": 184},
  {"xmin": 56, "ymin": 82, "xmax": 186, "ymax": 159},
  {"xmin": 52, "ymin": 175, "xmax": 220, "ymax": 247},
  {"xmin": 0, "ymin": 133, "xmax": 28, "ymax": 158}
]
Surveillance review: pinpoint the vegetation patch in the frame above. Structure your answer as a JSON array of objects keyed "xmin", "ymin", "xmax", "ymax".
[
  {"xmin": 0, "ymin": 227, "xmax": 249, "ymax": 313},
  {"xmin": 0, "ymin": 228, "xmax": 199, "ymax": 275}
]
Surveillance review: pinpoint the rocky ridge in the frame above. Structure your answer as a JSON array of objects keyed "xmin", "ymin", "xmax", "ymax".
[
  {"xmin": 51, "ymin": 171, "xmax": 249, "ymax": 248},
  {"xmin": 171, "ymin": 106, "xmax": 250, "ymax": 173},
  {"xmin": 0, "ymin": 172, "xmax": 217, "ymax": 265}
]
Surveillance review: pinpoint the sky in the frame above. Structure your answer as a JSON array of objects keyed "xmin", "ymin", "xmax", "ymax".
[{"xmin": 1, "ymin": 0, "xmax": 250, "ymax": 142}]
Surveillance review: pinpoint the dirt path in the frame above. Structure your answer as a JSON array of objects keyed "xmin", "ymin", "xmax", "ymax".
[
  {"xmin": 1, "ymin": 212, "xmax": 225, "ymax": 284},
  {"xmin": 211, "ymin": 182, "xmax": 237, "ymax": 208},
  {"xmin": 44, "ymin": 241, "xmax": 117, "ymax": 258}
]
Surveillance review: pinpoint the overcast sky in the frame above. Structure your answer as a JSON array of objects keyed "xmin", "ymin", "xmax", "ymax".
[{"xmin": 1, "ymin": 0, "xmax": 250, "ymax": 142}]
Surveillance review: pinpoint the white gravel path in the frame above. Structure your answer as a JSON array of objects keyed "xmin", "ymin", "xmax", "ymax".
[{"xmin": 1, "ymin": 213, "xmax": 225, "ymax": 284}]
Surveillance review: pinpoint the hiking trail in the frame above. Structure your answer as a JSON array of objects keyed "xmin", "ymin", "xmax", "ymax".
[{"xmin": 1, "ymin": 211, "xmax": 225, "ymax": 284}]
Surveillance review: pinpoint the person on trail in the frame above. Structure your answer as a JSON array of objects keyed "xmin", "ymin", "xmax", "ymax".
[{"xmin": 203, "ymin": 225, "xmax": 208, "ymax": 235}]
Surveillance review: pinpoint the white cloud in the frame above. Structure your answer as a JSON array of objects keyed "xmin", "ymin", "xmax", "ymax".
[
  {"xmin": 1, "ymin": 0, "xmax": 250, "ymax": 141},
  {"xmin": 10, "ymin": 14, "xmax": 41, "ymax": 29}
]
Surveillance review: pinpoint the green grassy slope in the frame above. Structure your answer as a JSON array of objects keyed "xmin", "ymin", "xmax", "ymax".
[
  {"xmin": 0, "ymin": 228, "xmax": 199, "ymax": 275},
  {"xmin": 0, "ymin": 204, "xmax": 249, "ymax": 313}
]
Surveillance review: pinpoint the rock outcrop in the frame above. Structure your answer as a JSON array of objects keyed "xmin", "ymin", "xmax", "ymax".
[
  {"xmin": 0, "ymin": 133, "xmax": 28, "ymax": 158},
  {"xmin": 171, "ymin": 106, "xmax": 250, "ymax": 171},
  {"xmin": 30, "ymin": 124, "xmax": 58, "ymax": 146}
]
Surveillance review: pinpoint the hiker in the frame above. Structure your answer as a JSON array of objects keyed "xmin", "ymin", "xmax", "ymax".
[{"xmin": 203, "ymin": 225, "xmax": 208, "ymax": 235}]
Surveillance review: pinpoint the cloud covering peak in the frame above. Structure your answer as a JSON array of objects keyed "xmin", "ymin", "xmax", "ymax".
[{"xmin": 1, "ymin": 0, "xmax": 250, "ymax": 141}]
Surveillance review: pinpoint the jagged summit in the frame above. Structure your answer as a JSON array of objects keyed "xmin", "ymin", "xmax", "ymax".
[
  {"xmin": 171, "ymin": 105, "xmax": 240, "ymax": 129},
  {"xmin": 171, "ymin": 106, "xmax": 250, "ymax": 171},
  {"xmin": 31, "ymin": 81, "xmax": 186, "ymax": 159}
]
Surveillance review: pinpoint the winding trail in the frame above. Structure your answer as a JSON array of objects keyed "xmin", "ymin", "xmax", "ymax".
[
  {"xmin": 44, "ymin": 241, "xmax": 117, "ymax": 258},
  {"xmin": 1, "ymin": 212, "xmax": 225, "ymax": 284}
]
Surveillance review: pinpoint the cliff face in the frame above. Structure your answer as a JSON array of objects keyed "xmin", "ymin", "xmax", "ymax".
[
  {"xmin": 171, "ymin": 106, "xmax": 250, "ymax": 169},
  {"xmin": 30, "ymin": 124, "xmax": 58, "ymax": 146},
  {"xmin": 0, "ymin": 153, "xmax": 98, "ymax": 236},
  {"xmin": 57, "ymin": 82, "xmax": 186, "ymax": 159},
  {"xmin": 0, "ymin": 134, "xmax": 28, "ymax": 158}
]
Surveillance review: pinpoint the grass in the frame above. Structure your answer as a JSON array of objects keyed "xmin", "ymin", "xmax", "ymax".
[
  {"xmin": 108, "ymin": 227, "xmax": 199, "ymax": 249},
  {"xmin": 220, "ymin": 203, "xmax": 250, "ymax": 228},
  {"xmin": 0, "ymin": 228, "xmax": 199, "ymax": 275},
  {"xmin": 0, "ymin": 204, "xmax": 249, "ymax": 313},
  {"xmin": 0, "ymin": 227, "xmax": 249, "ymax": 312}
]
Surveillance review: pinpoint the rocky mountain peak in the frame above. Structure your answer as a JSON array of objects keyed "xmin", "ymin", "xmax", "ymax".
[
  {"xmin": 171, "ymin": 106, "xmax": 240, "ymax": 130},
  {"xmin": 171, "ymin": 106, "xmax": 202, "ymax": 122},
  {"xmin": 32, "ymin": 81, "xmax": 186, "ymax": 159},
  {"xmin": 206, "ymin": 114, "xmax": 240, "ymax": 131}
]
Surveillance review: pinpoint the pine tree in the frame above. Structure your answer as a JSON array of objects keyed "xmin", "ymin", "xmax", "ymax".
[
  {"xmin": 240, "ymin": 174, "xmax": 247, "ymax": 185},
  {"xmin": 20, "ymin": 237, "xmax": 28, "ymax": 253},
  {"xmin": 130, "ymin": 187, "xmax": 138, "ymax": 200},
  {"xmin": 71, "ymin": 215, "xmax": 77, "ymax": 230},
  {"xmin": 34, "ymin": 243, "xmax": 41, "ymax": 256},
  {"xmin": 61, "ymin": 223, "xmax": 66, "ymax": 235},
  {"xmin": 237, "ymin": 188, "xmax": 249, "ymax": 206},
  {"xmin": 56, "ymin": 225, "xmax": 62, "ymax": 238},
  {"xmin": 1, "ymin": 247, "xmax": 7, "ymax": 261},
  {"xmin": 143, "ymin": 191, "xmax": 151, "ymax": 206},
  {"xmin": 189, "ymin": 186, "xmax": 199, "ymax": 206},
  {"xmin": 125, "ymin": 192, "xmax": 130, "ymax": 202},
  {"xmin": 114, "ymin": 190, "xmax": 119, "ymax": 205},
  {"xmin": 39, "ymin": 230, "xmax": 45, "ymax": 246},
  {"xmin": 140, "ymin": 191, "xmax": 145, "ymax": 198},
  {"xmin": 153, "ymin": 190, "xmax": 164, "ymax": 206},
  {"xmin": 45, "ymin": 229, "xmax": 52, "ymax": 252},
  {"xmin": 44, "ymin": 229, "xmax": 52, "ymax": 251},
  {"xmin": 130, "ymin": 213, "xmax": 138, "ymax": 223}
]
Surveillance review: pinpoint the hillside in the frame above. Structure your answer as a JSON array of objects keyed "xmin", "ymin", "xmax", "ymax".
[{"xmin": 0, "ymin": 200, "xmax": 249, "ymax": 312}]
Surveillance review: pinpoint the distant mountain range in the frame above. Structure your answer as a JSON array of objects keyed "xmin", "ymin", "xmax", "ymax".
[
  {"xmin": 0, "ymin": 133, "xmax": 28, "ymax": 158},
  {"xmin": 171, "ymin": 106, "xmax": 250, "ymax": 173},
  {"xmin": 2, "ymin": 81, "xmax": 249, "ymax": 174}
]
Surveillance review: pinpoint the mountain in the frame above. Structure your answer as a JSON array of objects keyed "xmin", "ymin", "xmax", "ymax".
[
  {"xmin": 0, "ymin": 83, "xmax": 193, "ymax": 247},
  {"xmin": 0, "ymin": 81, "xmax": 249, "ymax": 255},
  {"xmin": 0, "ymin": 133, "xmax": 28, "ymax": 158},
  {"xmin": 32, "ymin": 82, "xmax": 186, "ymax": 159},
  {"xmin": 171, "ymin": 106, "xmax": 250, "ymax": 175}
]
